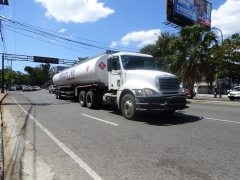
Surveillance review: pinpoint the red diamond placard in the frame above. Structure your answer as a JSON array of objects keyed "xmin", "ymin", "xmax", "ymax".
[{"xmin": 98, "ymin": 62, "xmax": 106, "ymax": 70}]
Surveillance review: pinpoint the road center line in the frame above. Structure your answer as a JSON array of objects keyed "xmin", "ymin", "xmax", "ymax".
[
  {"xmin": 204, "ymin": 117, "xmax": 240, "ymax": 124},
  {"xmin": 12, "ymin": 98, "xmax": 103, "ymax": 180},
  {"xmin": 82, "ymin": 114, "xmax": 118, "ymax": 126}
]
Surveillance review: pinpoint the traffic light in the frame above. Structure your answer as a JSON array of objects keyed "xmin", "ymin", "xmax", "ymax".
[{"xmin": 0, "ymin": 0, "xmax": 9, "ymax": 5}]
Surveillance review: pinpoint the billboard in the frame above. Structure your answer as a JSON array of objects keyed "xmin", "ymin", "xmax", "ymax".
[{"xmin": 166, "ymin": 0, "xmax": 212, "ymax": 29}]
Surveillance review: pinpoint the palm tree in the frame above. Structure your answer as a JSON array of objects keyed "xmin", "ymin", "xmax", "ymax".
[{"xmin": 170, "ymin": 24, "xmax": 218, "ymax": 98}]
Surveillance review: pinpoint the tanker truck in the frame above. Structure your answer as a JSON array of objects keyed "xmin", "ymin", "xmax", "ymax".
[{"xmin": 53, "ymin": 50, "xmax": 187, "ymax": 119}]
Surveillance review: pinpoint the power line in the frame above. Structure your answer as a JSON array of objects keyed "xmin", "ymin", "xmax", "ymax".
[
  {"xmin": 3, "ymin": 26, "xmax": 101, "ymax": 53},
  {"xmin": 0, "ymin": 16, "xmax": 140, "ymax": 53}
]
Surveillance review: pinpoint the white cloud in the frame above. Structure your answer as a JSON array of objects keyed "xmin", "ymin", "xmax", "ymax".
[
  {"xmin": 35, "ymin": 0, "xmax": 114, "ymax": 23},
  {"xmin": 59, "ymin": 28, "xmax": 67, "ymax": 33},
  {"xmin": 121, "ymin": 29, "xmax": 161, "ymax": 47},
  {"xmin": 211, "ymin": 0, "xmax": 240, "ymax": 37},
  {"xmin": 110, "ymin": 41, "xmax": 117, "ymax": 48}
]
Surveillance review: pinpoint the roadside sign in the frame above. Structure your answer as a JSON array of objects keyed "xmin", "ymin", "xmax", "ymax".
[{"xmin": 34, "ymin": 56, "xmax": 59, "ymax": 64}]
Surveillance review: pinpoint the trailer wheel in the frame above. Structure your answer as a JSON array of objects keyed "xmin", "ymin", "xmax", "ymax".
[
  {"xmin": 79, "ymin": 91, "xmax": 87, "ymax": 107},
  {"xmin": 86, "ymin": 91, "xmax": 96, "ymax": 109},
  {"xmin": 121, "ymin": 94, "xmax": 137, "ymax": 119}
]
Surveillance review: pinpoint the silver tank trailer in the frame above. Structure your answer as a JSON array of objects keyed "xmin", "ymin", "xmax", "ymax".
[{"xmin": 53, "ymin": 54, "xmax": 109, "ymax": 86}]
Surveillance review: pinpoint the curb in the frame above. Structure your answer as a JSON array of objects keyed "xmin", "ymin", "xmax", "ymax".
[{"xmin": 0, "ymin": 92, "xmax": 8, "ymax": 180}]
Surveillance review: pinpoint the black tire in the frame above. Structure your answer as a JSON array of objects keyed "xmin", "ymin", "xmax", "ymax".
[
  {"xmin": 121, "ymin": 94, "xmax": 137, "ymax": 120},
  {"xmin": 86, "ymin": 91, "xmax": 96, "ymax": 109},
  {"xmin": 229, "ymin": 97, "xmax": 235, "ymax": 101},
  {"xmin": 79, "ymin": 91, "xmax": 87, "ymax": 107},
  {"xmin": 49, "ymin": 90, "xmax": 51, "ymax": 94}
]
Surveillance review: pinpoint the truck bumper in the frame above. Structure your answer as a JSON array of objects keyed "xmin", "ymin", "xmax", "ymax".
[{"xmin": 135, "ymin": 96, "xmax": 187, "ymax": 111}]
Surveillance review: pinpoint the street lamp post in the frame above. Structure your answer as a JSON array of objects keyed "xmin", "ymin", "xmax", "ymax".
[{"xmin": 212, "ymin": 27, "xmax": 223, "ymax": 98}]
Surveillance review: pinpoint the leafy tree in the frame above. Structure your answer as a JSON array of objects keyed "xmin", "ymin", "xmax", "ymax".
[
  {"xmin": 1, "ymin": 69, "xmax": 18, "ymax": 89},
  {"xmin": 24, "ymin": 66, "xmax": 34, "ymax": 76},
  {"xmin": 14, "ymin": 71, "xmax": 31, "ymax": 85},
  {"xmin": 78, "ymin": 56, "xmax": 89, "ymax": 62},
  {"xmin": 23, "ymin": 64, "xmax": 50, "ymax": 86},
  {"xmin": 140, "ymin": 32, "xmax": 178, "ymax": 71},
  {"xmin": 213, "ymin": 33, "xmax": 240, "ymax": 80}
]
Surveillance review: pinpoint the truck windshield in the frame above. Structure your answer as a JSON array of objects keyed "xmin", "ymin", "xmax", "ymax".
[{"xmin": 121, "ymin": 55, "xmax": 156, "ymax": 70}]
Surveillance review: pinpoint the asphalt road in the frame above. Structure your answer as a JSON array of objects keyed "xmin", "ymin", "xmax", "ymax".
[{"xmin": 3, "ymin": 90, "xmax": 240, "ymax": 180}]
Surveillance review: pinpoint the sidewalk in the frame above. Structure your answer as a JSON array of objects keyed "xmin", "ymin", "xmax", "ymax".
[
  {"xmin": 0, "ymin": 91, "xmax": 8, "ymax": 179},
  {"xmin": 194, "ymin": 93, "xmax": 228, "ymax": 100}
]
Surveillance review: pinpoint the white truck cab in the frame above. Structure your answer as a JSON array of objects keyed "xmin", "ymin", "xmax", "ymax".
[{"xmin": 107, "ymin": 52, "xmax": 186, "ymax": 119}]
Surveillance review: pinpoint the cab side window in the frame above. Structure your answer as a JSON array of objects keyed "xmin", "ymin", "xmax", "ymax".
[{"xmin": 112, "ymin": 58, "xmax": 120, "ymax": 70}]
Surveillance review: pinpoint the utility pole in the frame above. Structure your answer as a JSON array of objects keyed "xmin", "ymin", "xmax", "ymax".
[
  {"xmin": 1, "ymin": 54, "xmax": 4, "ymax": 93},
  {"xmin": 0, "ymin": 0, "xmax": 9, "ymax": 93},
  {"xmin": 212, "ymin": 27, "xmax": 223, "ymax": 98}
]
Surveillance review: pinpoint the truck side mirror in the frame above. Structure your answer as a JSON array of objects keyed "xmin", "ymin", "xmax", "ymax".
[{"xmin": 107, "ymin": 58, "xmax": 112, "ymax": 71}]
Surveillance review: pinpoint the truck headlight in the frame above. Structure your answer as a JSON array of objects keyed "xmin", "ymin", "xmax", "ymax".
[
  {"xmin": 135, "ymin": 89, "xmax": 156, "ymax": 97},
  {"xmin": 145, "ymin": 89, "xmax": 156, "ymax": 95}
]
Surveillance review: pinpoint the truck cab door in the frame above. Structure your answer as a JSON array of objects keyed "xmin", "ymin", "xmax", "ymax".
[{"xmin": 108, "ymin": 56, "xmax": 122, "ymax": 90}]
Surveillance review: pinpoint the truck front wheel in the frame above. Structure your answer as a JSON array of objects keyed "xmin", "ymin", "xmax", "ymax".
[
  {"xmin": 79, "ymin": 91, "xmax": 87, "ymax": 107},
  {"xmin": 121, "ymin": 94, "xmax": 137, "ymax": 119},
  {"xmin": 86, "ymin": 91, "xmax": 96, "ymax": 109}
]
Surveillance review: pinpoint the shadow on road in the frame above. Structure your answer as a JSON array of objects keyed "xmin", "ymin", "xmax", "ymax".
[
  {"xmin": 135, "ymin": 111, "xmax": 202, "ymax": 126},
  {"xmin": 100, "ymin": 105, "xmax": 202, "ymax": 126}
]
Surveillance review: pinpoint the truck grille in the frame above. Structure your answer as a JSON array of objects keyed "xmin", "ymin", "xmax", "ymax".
[{"xmin": 158, "ymin": 77, "xmax": 179, "ymax": 93}]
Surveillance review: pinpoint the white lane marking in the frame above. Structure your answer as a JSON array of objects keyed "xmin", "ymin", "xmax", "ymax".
[
  {"xmin": 12, "ymin": 98, "xmax": 103, "ymax": 180},
  {"xmin": 33, "ymin": 98, "xmax": 38, "ymax": 100},
  {"xmin": 204, "ymin": 117, "xmax": 240, "ymax": 124},
  {"xmin": 82, "ymin": 114, "xmax": 118, "ymax": 126}
]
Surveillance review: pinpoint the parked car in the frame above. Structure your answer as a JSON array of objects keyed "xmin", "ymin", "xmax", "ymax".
[
  {"xmin": 10, "ymin": 86, "xmax": 17, "ymax": 91},
  {"xmin": 30, "ymin": 86, "xmax": 37, "ymax": 91},
  {"xmin": 17, "ymin": 85, "xmax": 23, "ymax": 90},
  {"xmin": 49, "ymin": 85, "xmax": 56, "ymax": 93},
  {"xmin": 227, "ymin": 86, "xmax": 240, "ymax": 94},
  {"xmin": 22, "ymin": 86, "xmax": 31, "ymax": 92},
  {"xmin": 228, "ymin": 88, "xmax": 240, "ymax": 101},
  {"xmin": 35, "ymin": 86, "xmax": 41, "ymax": 90},
  {"xmin": 182, "ymin": 88, "xmax": 196, "ymax": 99}
]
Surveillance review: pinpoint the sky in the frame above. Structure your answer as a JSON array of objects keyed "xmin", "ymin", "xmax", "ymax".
[{"xmin": 0, "ymin": 0, "xmax": 240, "ymax": 73}]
